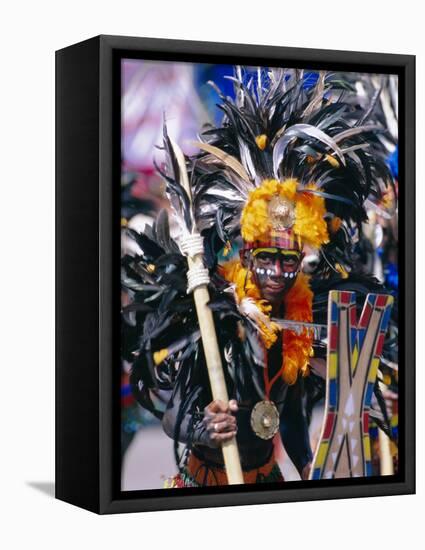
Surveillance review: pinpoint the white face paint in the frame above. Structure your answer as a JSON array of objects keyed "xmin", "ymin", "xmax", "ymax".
[
  {"xmin": 250, "ymin": 249, "xmax": 303, "ymax": 305},
  {"xmin": 266, "ymin": 268, "xmax": 300, "ymax": 279}
]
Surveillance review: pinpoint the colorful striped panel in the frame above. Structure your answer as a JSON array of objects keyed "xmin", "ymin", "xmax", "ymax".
[{"xmin": 310, "ymin": 291, "xmax": 393, "ymax": 481}]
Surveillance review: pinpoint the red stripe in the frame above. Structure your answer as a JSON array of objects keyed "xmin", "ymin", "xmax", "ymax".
[
  {"xmin": 376, "ymin": 294, "xmax": 389, "ymax": 308},
  {"xmin": 350, "ymin": 305, "xmax": 357, "ymax": 326},
  {"xmin": 359, "ymin": 303, "xmax": 372, "ymax": 328},
  {"xmin": 375, "ymin": 333, "xmax": 386, "ymax": 356},
  {"xmin": 243, "ymin": 229, "xmax": 301, "ymax": 251},
  {"xmin": 363, "ymin": 412, "xmax": 369, "ymax": 434},
  {"xmin": 323, "ymin": 412, "xmax": 335, "ymax": 439},
  {"xmin": 329, "ymin": 324, "xmax": 338, "ymax": 350},
  {"xmin": 340, "ymin": 291, "xmax": 351, "ymax": 305}
]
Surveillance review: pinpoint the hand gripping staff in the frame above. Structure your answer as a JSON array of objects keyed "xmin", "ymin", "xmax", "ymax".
[{"xmin": 161, "ymin": 127, "xmax": 244, "ymax": 485}]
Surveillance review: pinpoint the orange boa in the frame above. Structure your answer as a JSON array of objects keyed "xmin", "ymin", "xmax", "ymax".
[{"xmin": 219, "ymin": 261, "xmax": 314, "ymax": 385}]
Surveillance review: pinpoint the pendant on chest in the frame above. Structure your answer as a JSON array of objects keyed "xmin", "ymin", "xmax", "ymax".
[{"xmin": 250, "ymin": 400, "xmax": 280, "ymax": 440}]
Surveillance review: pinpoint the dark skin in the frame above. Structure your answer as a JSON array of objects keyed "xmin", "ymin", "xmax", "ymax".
[
  {"xmin": 199, "ymin": 249, "xmax": 311, "ymax": 479},
  {"xmin": 203, "ymin": 250, "xmax": 302, "ymax": 439},
  {"xmin": 162, "ymin": 248, "xmax": 312, "ymax": 478},
  {"xmin": 251, "ymin": 249, "xmax": 303, "ymax": 313},
  {"xmin": 202, "ymin": 399, "xmax": 239, "ymax": 446}
]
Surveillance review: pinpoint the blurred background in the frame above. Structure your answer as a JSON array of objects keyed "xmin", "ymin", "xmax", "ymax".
[{"xmin": 120, "ymin": 59, "xmax": 399, "ymax": 490}]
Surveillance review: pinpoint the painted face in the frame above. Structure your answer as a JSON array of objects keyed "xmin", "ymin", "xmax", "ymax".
[{"xmin": 251, "ymin": 248, "xmax": 303, "ymax": 305}]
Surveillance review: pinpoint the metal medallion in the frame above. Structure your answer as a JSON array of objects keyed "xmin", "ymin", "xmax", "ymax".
[
  {"xmin": 268, "ymin": 196, "xmax": 295, "ymax": 230},
  {"xmin": 250, "ymin": 400, "xmax": 280, "ymax": 440}
]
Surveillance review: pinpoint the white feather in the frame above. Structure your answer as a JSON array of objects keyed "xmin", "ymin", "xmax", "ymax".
[{"xmin": 239, "ymin": 297, "xmax": 274, "ymax": 331}]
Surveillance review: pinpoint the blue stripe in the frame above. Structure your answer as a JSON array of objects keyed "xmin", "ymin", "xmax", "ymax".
[
  {"xmin": 312, "ymin": 468, "xmax": 322, "ymax": 480},
  {"xmin": 329, "ymin": 379, "xmax": 337, "ymax": 407},
  {"xmin": 381, "ymin": 305, "xmax": 392, "ymax": 332},
  {"xmin": 358, "ymin": 328, "xmax": 366, "ymax": 349},
  {"xmin": 364, "ymin": 382, "xmax": 374, "ymax": 407},
  {"xmin": 350, "ymin": 328, "xmax": 357, "ymax": 351},
  {"xmin": 368, "ymin": 294, "xmax": 377, "ymax": 306},
  {"xmin": 331, "ymin": 300, "xmax": 339, "ymax": 323}
]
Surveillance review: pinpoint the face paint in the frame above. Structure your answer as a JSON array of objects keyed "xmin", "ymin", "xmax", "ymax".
[{"xmin": 251, "ymin": 248, "xmax": 302, "ymax": 305}]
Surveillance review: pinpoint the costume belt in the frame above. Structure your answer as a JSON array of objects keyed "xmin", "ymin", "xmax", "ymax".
[{"xmin": 186, "ymin": 447, "xmax": 282, "ymax": 486}]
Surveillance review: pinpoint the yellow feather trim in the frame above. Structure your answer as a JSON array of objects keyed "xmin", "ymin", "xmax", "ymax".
[
  {"xmin": 220, "ymin": 260, "xmax": 314, "ymax": 385},
  {"xmin": 325, "ymin": 154, "xmax": 340, "ymax": 168},
  {"xmin": 240, "ymin": 178, "xmax": 329, "ymax": 249}
]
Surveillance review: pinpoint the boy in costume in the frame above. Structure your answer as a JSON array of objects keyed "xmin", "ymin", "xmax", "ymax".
[{"xmin": 121, "ymin": 68, "xmax": 396, "ymax": 486}]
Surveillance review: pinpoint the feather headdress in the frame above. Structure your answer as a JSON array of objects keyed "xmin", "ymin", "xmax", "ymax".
[{"xmin": 189, "ymin": 68, "xmax": 395, "ymax": 275}]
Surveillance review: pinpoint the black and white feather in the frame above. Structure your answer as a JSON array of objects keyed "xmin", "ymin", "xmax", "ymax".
[{"xmin": 185, "ymin": 67, "xmax": 395, "ymax": 275}]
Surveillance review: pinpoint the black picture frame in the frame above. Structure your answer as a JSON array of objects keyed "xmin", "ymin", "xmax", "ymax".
[{"xmin": 56, "ymin": 34, "xmax": 415, "ymax": 514}]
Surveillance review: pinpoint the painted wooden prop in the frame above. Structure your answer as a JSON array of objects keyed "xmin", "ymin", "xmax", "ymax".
[{"xmin": 310, "ymin": 290, "xmax": 393, "ymax": 480}]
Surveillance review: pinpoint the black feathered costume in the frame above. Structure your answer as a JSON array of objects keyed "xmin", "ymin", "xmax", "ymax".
[{"xmin": 121, "ymin": 67, "xmax": 397, "ymax": 486}]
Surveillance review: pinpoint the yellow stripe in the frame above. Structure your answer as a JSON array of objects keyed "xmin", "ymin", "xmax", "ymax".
[
  {"xmin": 368, "ymin": 357, "xmax": 381, "ymax": 382},
  {"xmin": 328, "ymin": 353, "xmax": 337, "ymax": 379},
  {"xmin": 351, "ymin": 344, "xmax": 358, "ymax": 373},
  {"xmin": 315, "ymin": 442, "xmax": 329, "ymax": 467},
  {"xmin": 363, "ymin": 435, "xmax": 371, "ymax": 461}
]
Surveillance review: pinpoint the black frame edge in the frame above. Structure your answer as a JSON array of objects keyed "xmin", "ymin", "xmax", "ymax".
[
  {"xmin": 94, "ymin": 35, "xmax": 414, "ymax": 514},
  {"xmin": 100, "ymin": 34, "xmax": 414, "ymax": 67},
  {"xmin": 55, "ymin": 36, "xmax": 102, "ymax": 513},
  {"xmin": 402, "ymin": 54, "xmax": 415, "ymax": 496},
  {"xmin": 98, "ymin": 35, "xmax": 116, "ymax": 515}
]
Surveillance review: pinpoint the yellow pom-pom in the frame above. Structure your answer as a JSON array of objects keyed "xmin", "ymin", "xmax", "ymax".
[
  {"xmin": 255, "ymin": 134, "xmax": 268, "ymax": 150},
  {"xmin": 325, "ymin": 154, "xmax": 340, "ymax": 168},
  {"xmin": 335, "ymin": 263, "xmax": 349, "ymax": 279},
  {"xmin": 153, "ymin": 348, "xmax": 169, "ymax": 366}
]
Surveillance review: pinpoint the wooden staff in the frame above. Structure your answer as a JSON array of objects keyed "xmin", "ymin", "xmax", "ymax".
[
  {"xmin": 171, "ymin": 139, "xmax": 244, "ymax": 485},
  {"xmin": 378, "ymin": 428, "xmax": 394, "ymax": 475},
  {"xmin": 378, "ymin": 382, "xmax": 394, "ymax": 475}
]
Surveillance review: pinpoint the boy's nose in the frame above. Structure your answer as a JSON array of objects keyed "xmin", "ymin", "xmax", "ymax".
[{"xmin": 272, "ymin": 258, "xmax": 282, "ymax": 277}]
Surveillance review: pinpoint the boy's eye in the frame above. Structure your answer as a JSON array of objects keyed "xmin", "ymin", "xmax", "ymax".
[
  {"xmin": 284, "ymin": 257, "xmax": 297, "ymax": 266},
  {"xmin": 256, "ymin": 253, "xmax": 275, "ymax": 263}
]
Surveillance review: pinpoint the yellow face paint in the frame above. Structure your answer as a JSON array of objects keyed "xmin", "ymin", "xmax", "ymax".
[{"xmin": 252, "ymin": 247, "xmax": 301, "ymax": 260}]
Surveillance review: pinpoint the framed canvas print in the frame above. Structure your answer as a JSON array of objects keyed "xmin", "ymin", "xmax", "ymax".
[{"xmin": 55, "ymin": 35, "xmax": 415, "ymax": 514}]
